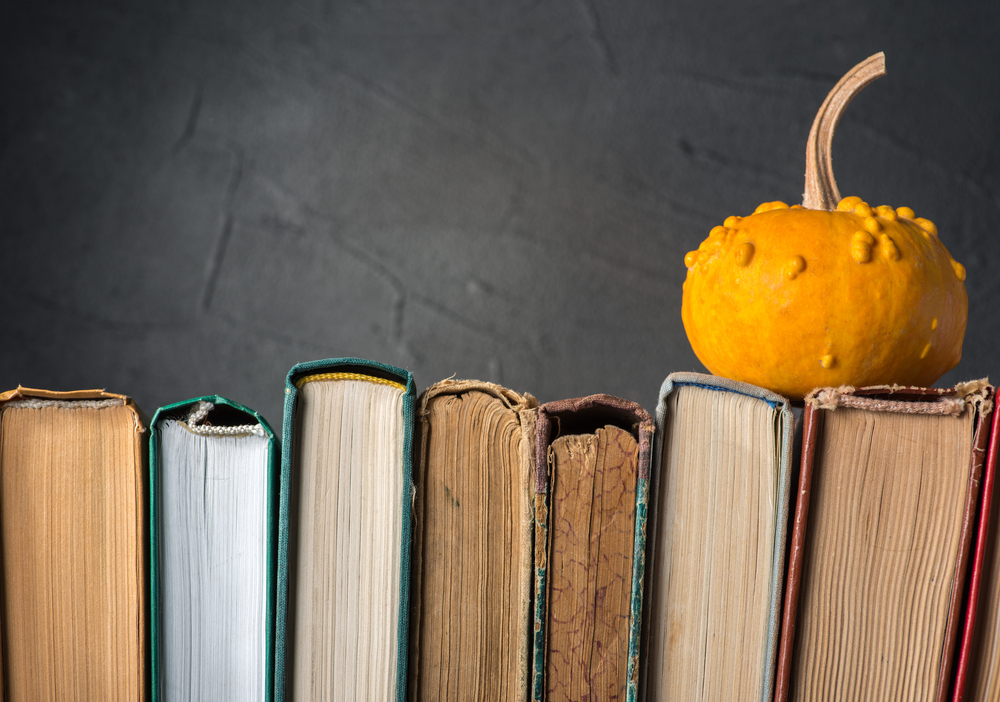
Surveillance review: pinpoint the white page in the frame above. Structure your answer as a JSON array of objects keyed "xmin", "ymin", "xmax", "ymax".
[{"xmin": 159, "ymin": 419, "xmax": 269, "ymax": 702}]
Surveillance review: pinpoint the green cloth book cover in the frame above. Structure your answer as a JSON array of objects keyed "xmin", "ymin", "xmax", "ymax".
[{"xmin": 274, "ymin": 358, "xmax": 416, "ymax": 702}]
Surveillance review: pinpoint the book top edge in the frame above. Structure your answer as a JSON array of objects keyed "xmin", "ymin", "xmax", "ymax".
[
  {"xmin": 151, "ymin": 395, "xmax": 276, "ymax": 440},
  {"xmin": 1, "ymin": 386, "xmax": 130, "ymax": 403},
  {"xmin": 0, "ymin": 386, "xmax": 147, "ymax": 430},
  {"xmin": 804, "ymin": 379, "xmax": 993, "ymax": 416},
  {"xmin": 535, "ymin": 394, "xmax": 655, "ymax": 490},
  {"xmin": 538, "ymin": 393, "xmax": 653, "ymax": 426},
  {"xmin": 658, "ymin": 372, "xmax": 792, "ymax": 412},
  {"xmin": 418, "ymin": 378, "xmax": 537, "ymax": 415},
  {"xmin": 296, "ymin": 372, "xmax": 406, "ymax": 393},
  {"xmin": 285, "ymin": 358, "xmax": 414, "ymax": 396}
]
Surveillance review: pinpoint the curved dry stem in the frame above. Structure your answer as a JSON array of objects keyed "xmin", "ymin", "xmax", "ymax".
[{"xmin": 803, "ymin": 53, "xmax": 886, "ymax": 211}]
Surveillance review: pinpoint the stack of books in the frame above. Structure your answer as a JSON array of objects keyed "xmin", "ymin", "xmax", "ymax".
[{"xmin": 0, "ymin": 358, "xmax": 997, "ymax": 701}]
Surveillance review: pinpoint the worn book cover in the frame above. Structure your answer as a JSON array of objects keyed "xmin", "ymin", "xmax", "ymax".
[
  {"xmin": 641, "ymin": 373, "xmax": 794, "ymax": 702},
  {"xmin": 532, "ymin": 394, "xmax": 654, "ymax": 702},
  {"xmin": 0, "ymin": 387, "xmax": 148, "ymax": 702},
  {"xmin": 408, "ymin": 379, "xmax": 537, "ymax": 702},
  {"xmin": 274, "ymin": 358, "xmax": 415, "ymax": 702},
  {"xmin": 149, "ymin": 396, "xmax": 278, "ymax": 702},
  {"xmin": 955, "ymin": 396, "xmax": 1000, "ymax": 701},
  {"xmin": 775, "ymin": 382, "xmax": 993, "ymax": 702}
]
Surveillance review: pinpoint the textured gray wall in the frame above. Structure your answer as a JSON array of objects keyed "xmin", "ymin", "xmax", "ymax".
[{"xmin": 2, "ymin": 0, "xmax": 998, "ymax": 425}]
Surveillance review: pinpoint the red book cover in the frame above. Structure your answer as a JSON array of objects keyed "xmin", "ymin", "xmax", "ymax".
[{"xmin": 954, "ymin": 399, "xmax": 1000, "ymax": 700}]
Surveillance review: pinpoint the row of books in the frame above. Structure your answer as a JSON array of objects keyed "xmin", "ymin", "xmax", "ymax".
[{"xmin": 0, "ymin": 357, "xmax": 998, "ymax": 701}]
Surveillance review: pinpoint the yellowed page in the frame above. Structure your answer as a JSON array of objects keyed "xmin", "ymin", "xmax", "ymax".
[
  {"xmin": 290, "ymin": 378, "xmax": 404, "ymax": 702},
  {"xmin": 409, "ymin": 387, "xmax": 533, "ymax": 702},
  {"xmin": 791, "ymin": 408, "xmax": 973, "ymax": 701},
  {"xmin": 646, "ymin": 385, "xmax": 778, "ymax": 701},
  {"xmin": 0, "ymin": 398, "xmax": 143, "ymax": 702}
]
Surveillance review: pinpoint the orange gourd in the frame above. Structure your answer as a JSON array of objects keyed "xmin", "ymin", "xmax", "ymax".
[{"xmin": 681, "ymin": 53, "xmax": 968, "ymax": 400}]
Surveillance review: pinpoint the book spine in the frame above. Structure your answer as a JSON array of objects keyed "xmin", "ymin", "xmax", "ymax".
[
  {"xmin": 950, "ymin": 399, "xmax": 998, "ymax": 702},
  {"xmin": 265, "ymin": 411, "xmax": 280, "ymax": 702},
  {"xmin": 532, "ymin": 490, "xmax": 549, "ymax": 702},
  {"xmin": 531, "ymin": 405, "xmax": 552, "ymax": 702},
  {"xmin": 518, "ymin": 407, "xmax": 539, "ymax": 702},
  {"xmin": 396, "ymin": 376, "xmax": 416, "ymax": 702},
  {"xmin": 625, "ymin": 418, "xmax": 654, "ymax": 702},
  {"xmin": 149, "ymin": 417, "xmax": 162, "ymax": 702},
  {"xmin": 773, "ymin": 404, "xmax": 821, "ymax": 702},
  {"xmin": 625, "ymin": 474, "xmax": 650, "ymax": 702},
  {"xmin": 274, "ymin": 380, "xmax": 296, "ymax": 702}
]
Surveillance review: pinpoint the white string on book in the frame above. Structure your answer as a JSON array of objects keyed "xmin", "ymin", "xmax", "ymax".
[{"xmin": 182, "ymin": 400, "xmax": 266, "ymax": 436}]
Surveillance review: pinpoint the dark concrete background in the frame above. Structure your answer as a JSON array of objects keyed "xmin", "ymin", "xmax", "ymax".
[{"xmin": 2, "ymin": 0, "xmax": 998, "ymax": 426}]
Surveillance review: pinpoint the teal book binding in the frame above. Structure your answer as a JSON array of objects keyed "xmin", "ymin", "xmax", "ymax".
[
  {"xmin": 531, "ymin": 394, "xmax": 654, "ymax": 702},
  {"xmin": 149, "ymin": 395, "xmax": 279, "ymax": 702},
  {"xmin": 642, "ymin": 372, "xmax": 794, "ymax": 702},
  {"xmin": 274, "ymin": 358, "xmax": 416, "ymax": 702}
]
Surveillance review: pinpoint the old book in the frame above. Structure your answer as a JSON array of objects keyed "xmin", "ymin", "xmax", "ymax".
[
  {"xmin": 642, "ymin": 373, "xmax": 794, "ymax": 702},
  {"xmin": 775, "ymin": 382, "xmax": 993, "ymax": 702},
  {"xmin": 957, "ymin": 399, "xmax": 1000, "ymax": 700},
  {"xmin": 408, "ymin": 379, "xmax": 537, "ymax": 702},
  {"xmin": 0, "ymin": 387, "xmax": 147, "ymax": 702},
  {"xmin": 275, "ymin": 358, "xmax": 416, "ymax": 702},
  {"xmin": 150, "ymin": 396, "xmax": 278, "ymax": 702},
  {"xmin": 532, "ymin": 394, "xmax": 654, "ymax": 702}
]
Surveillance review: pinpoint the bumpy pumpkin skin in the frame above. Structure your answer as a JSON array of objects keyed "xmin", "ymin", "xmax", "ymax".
[{"xmin": 681, "ymin": 200, "xmax": 967, "ymax": 400}]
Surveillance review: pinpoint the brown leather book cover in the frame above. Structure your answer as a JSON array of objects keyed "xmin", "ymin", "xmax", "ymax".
[
  {"xmin": 0, "ymin": 386, "xmax": 148, "ymax": 702},
  {"xmin": 532, "ymin": 394, "xmax": 654, "ymax": 702},
  {"xmin": 774, "ymin": 382, "xmax": 993, "ymax": 702}
]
